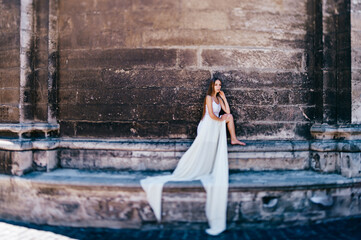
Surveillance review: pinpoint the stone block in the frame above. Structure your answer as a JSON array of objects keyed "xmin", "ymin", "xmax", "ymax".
[
  {"xmin": 59, "ymin": 0, "xmax": 96, "ymax": 14},
  {"xmin": 178, "ymin": 49, "xmax": 197, "ymax": 68},
  {"xmin": 171, "ymin": 104, "xmax": 202, "ymax": 122},
  {"xmin": 228, "ymin": 151, "xmax": 309, "ymax": 171},
  {"xmin": 59, "ymin": 70, "xmax": 102, "ymax": 90},
  {"xmin": 227, "ymin": 90, "xmax": 274, "ymax": 105},
  {"xmin": 60, "ymin": 148, "xmax": 179, "ymax": 171},
  {"xmin": 75, "ymin": 121, "xmax": 133, "ymax": 138},
  {"xmin": 310, "ymin": 152, "xmax": 340, "ymax": 173},
  {"xmin": 352, "ymin": 104, "xmax": 361, "ymax": 123},
  {"xmin": 352, "ymin": 1, "xmax": 361, "ymax": 12},
  {"xmin": 131, "ymin": 121, "xmax": 169, "ymax": 137},
  {"xmin": 59, "ymin": 13, "xmax": 126, "ymax": 49},
  {"xmin": 229, "ymin": 10, "xmax": 307, "ymax": 32},
  {"xmin": 352, "ymin": 49, "xmax": 361, "ymax": 69},
  {"xmin": 294, "ymin": 122, "xmax": 314, "ymax": 139},
  {"xmin": 33, "ymin": 103, "xmax": 47, "ymax": 122},
  {"xmin": 340, "ymin": 152, "xmax": 361, "ymax": 177},
  {"xmin": 0, "ymin": 105, "xmax": 19, "ymax": 123},
  {"xmin": 0, "ymin": 88, "xmax": 19, "ymax": 105},
  {"xmin": 182, "ymin": 11, "xmax": 229, "ymax": 30},
  {"xmin": 168, "ymin": 121, "xmax": 198, "ymax": 138},
  {"xmin": 136, "ymin": 104, "xmax": 173, "ymax": 121},
  {"xmin": 274, "ymin": 90, "xmax": 292, "ymax": 104},
  {"xmin": 337, "ymin": 70, "xmax": 351, "ymax": 90},
  {"xmin": 142, "ymin": 29, "xmax": 306, "ymax": 49},
  {"xmin": 322, "ymin": 105, "xmax": 338, "ymax": 124},
  {"xmin": 202, "ymin": 49, "xmax": 304, "ymax": 71},
  {"xmin": 235, "ymin": 123, "xmax": 297, "ymax": 140},
  {"xmin": 59, "ymin": 104, "xmax": 136, "ymax": 121},
  {"xmin": 59, "ymin": 121, "xmax": 75, "ymax": 137},
  {"xmin": 351, "ymin": 12, "xmax": 361, "ymax": 31},
  {"xmin": 0, "ymin": 33, "xmax": 19, "ymax": 52},
  {"xmin": 0, "ymin": 69, "xmax": 19, "ymax": 88},
  {"xmin": 214, "ymin": 70, "xmax": 310, "ymax": 89},
  {"xmin": 0, "ymin": 150, "xmax": 12, "ymax": 174},
  {"xmin": 98, "ymin": 69, "xmax": 210, "ymax": 90},
  {"xmin": 0, "ymin": 50, "xmax": 20, "ymax": 68},
  {"xmin": 337, "ymin": 50, "xmax": 351, "ymax": 71},
  {"xmin": 322, "ymin": 48, "xmax": 336, "ymax": 70},
  {"xmin": 352, "ymin": 80, "xmax": 361, "ymax": 103},
  {"xmin": 124, "ymin": 8, "xmax": 182, "ymax": 31},
  {"xmin": 10, "ymin": 151, "xmax": 33, "ymax": 176},
  {"xmin": 60, "ymin": 49, "xmax": 177, "ymax": 70},
  {"xmin": 33, "ymin": 150, "xmax": 58, "ymax": 172},
  {"xmin": 234, "ymin": 106, "xmax": 274, "ymax": 122},
  {"xmin": 291, "ymin": 90, "xmax": 314, "ymax": 105},
  {"xmin": 351, "ymin": 30, "xmax": 361, "ymax": 48}
]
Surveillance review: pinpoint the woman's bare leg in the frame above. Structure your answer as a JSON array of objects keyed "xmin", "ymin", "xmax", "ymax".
[{"xmin": 223, "ymin": 114, "xmax": 246, "ymax": 145}]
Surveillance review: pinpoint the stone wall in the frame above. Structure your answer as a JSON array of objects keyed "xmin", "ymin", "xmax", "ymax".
[
  {"xmin": 352, "ymin": 0, "xmax": 361, "ymax": 122},
  {"xmin": 58, "ymin": 0, "xmax": 315, "ymax": 140},
  {"xmin": 0, "ymin": 0, "xmax": 20, "ymax": 123}
]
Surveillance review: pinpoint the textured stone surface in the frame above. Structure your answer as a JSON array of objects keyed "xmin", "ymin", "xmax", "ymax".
[
  {"xmin": 352, "ymin": 0, "xmax": 361, "ymax": 123},
  {"xmin": 54, "ymin": 0, "xmax": 314, "ymax": 140},
  {"xmin": 0, "ymin": 169, "xmax": 360, "ymax": 229},
  {"xmin": 0, "ymin": 0, "xmax": 20, "ymax": 123},
  {"xmin": 55, "ymin": 139, "xmax": 311, "ymax": 171}
]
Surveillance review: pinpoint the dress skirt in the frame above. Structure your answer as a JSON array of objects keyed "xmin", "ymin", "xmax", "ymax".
[{"xmin": 140, "ymin": 115, "xmax": 229, "ymax": 235}]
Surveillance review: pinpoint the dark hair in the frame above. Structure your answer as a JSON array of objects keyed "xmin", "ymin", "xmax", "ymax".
[{"xmin": 202, "ymin": 78, "xmax": 222, "ymax": 119}]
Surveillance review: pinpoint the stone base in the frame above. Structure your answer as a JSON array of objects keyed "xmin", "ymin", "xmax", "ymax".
[
  {"xmin": 311, "ymin": 124, "xmax": 361, "ymax": 177},
  {"xmin": 59, "ymin": 139, "xmax": 310, "ymax": 172},
  {"xmin": 0, "ymin": 169, "xmax": 360, "ymax": 229}
]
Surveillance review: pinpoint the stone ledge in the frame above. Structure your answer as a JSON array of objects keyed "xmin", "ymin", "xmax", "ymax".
[
  {"xmin": 1, "ymin": 169, "xmax": 361, "ymax": 229},
  {"xmin": 20, "ymin": 169, "xmax": 361, "ymax": 191},
  {"xmin": 0, "ymin": 123, "xmax": 59, "ymax": 139},
  {"xmin": 311, "ymin": 124, "xmax": 361, "ymax": 140},
  {"xmin": 0, "ymin": 138, "xmax": 310, "ymax": 151}
]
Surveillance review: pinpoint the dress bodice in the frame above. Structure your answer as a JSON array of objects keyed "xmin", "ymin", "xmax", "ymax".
[{"xmin": 205, "ymin": 99, "xmax": 221, "ymax": 117}]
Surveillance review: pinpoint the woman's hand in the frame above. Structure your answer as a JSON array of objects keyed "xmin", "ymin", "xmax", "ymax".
[{"xmin": 219, "ymin": 91, "xmax": 226, "ymax": 100}]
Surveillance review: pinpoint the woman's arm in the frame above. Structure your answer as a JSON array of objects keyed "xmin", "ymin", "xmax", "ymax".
[
  {"xmin": 218, "ymin": 91, "xmax": 230, "ymax": 114},
  {"xmin": 206, "ymin": 96, "xmax": 223, "ymax": 121}
]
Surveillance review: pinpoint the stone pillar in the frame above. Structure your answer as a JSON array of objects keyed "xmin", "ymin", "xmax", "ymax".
[
  {"xmin": 313, "ymin": 0, "xmax": 351, "ymax": 124},
  {"xmin": 352, "ymin": 0, "xmax": 361, "ymax": 122},
  {"xmin": 0, "ymin": 0, "xmax": 60, "ymax": 176},
  {"xmin": 310, "ymin": 0, "xmax": 361, "ymax": 177}
]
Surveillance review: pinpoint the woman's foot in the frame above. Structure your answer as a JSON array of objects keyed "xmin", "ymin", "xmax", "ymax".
[{"xmin": 231, "ymin": 139, "xmax": 246, "ymax": 145}]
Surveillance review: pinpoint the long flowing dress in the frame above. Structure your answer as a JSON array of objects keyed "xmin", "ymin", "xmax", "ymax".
[{"xmin": 140, "ymin": 99, "xmax": 229, "ymax": 236}]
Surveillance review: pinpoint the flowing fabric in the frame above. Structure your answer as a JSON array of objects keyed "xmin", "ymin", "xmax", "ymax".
[{"xmin": 140, "ymin": 100, "xmax": 229, "ymax": 235}]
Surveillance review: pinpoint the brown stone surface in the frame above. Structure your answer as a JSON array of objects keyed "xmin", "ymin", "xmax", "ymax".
[
  {"xmin": 0, "ymin": 169, "xmax": 360, "ymax": 228},
  {"xmin": 0, "ymin": 70, "xmax": 19, "ymax": 88},
  {"xmin": 0, "ymin": 105, "xmax": 19, "ymax": 123},
  {"xmin": 0, "ymin": 50, "xmax": 19, "ymax": 69},
  {"xmin": 0, "ymin": 88, "xmax": 19, "ymax": 104},
  {"xmin": 60, "ymin": 49, "xmax": 177, "ymax": 70},
  {"xmin": 142, "ymin": 29, "xmax": 306, "ymax": 48},
  {"xmin": 202, "ymin": 49, "xmax": 304, "ymax": 70},
  {"xmin": 0, "ymin": 0, "xmax": 326, "ymax": 139},
  {"xmin": 0, "ymin": 0, "xmax": 19, "ymax": 51}
]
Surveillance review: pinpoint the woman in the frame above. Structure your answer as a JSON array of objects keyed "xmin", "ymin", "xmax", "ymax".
[{"xmin": 141, "ymin": 78, "xmax": 245, "ymax": 236}]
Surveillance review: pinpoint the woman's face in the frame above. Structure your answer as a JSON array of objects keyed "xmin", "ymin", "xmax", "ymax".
[{"xmin": 214, "ymin": 80, "xmax": 222, "ymax": 93}]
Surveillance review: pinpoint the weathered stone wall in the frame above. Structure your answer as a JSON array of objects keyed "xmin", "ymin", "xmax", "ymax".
[
  {"xmin": 352, "ymin": 0, "xmax": 361, "ymax": 122},
  {"xmin": 31, "ymin": 0, "xmax": 49, "ymax": 122},
  {"xmin": 0, "ymin": 0, "xmax": 20, "ymax": 123},
  {"xmin": 58, "ymin": 0, "xmax": 315, "ymax": 140}
]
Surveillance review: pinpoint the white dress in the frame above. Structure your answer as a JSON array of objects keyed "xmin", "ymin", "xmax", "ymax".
[{"xmin": 140, "ymin": 100, "xmax": 228, "ymax": 236}]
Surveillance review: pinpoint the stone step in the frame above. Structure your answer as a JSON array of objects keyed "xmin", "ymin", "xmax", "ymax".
[
  {"xmin": 1, "ymin": 169, "xmax": 361, "ymax": 230},
  {"xmin": 58, "ymin": 139, "xmax": 310, "ymax": 172}
]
